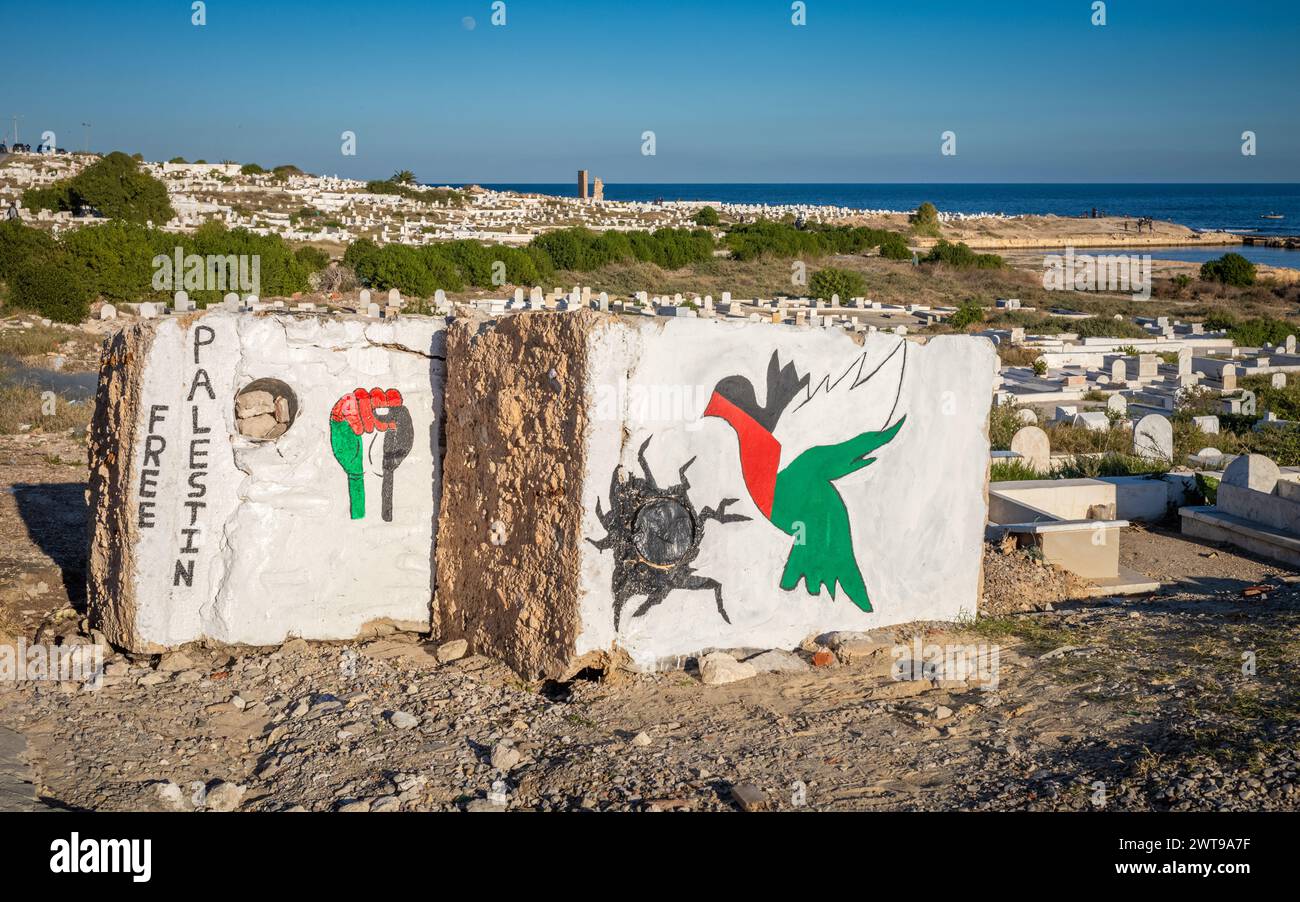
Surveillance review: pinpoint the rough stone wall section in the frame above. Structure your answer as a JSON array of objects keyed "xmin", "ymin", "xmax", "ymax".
[
  {"xmin": 434, "ymin": 311, "xmax": 594, "ymax": 679},
  {"xmin": 87, "ymin": 323, "xmax": 153, "ymax": 650}
]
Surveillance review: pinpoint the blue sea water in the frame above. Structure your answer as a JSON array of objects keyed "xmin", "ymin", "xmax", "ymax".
[
  {"xmin": 476, "ymin": 182, "xmax": 1300, "ymax": 269},
  {"xmin": 480, "ymin": 183, "xmax": 1299, "ymax": 235}
]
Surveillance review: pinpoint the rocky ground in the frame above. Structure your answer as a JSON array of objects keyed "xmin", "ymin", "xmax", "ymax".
[{"xmin": 1, "ymin": 425, "xmax": 1297, "ymax": 813}]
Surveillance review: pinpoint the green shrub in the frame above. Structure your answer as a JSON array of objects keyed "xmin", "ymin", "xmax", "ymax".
[
  {"xmin": 0, "ymin": 221, "xmax": 57, "ymax": 280},
  {"xmin": 1200, "ymin": 252, "xmax": 1256, "ymax": 286},
  {"xmin": 911, "ymin": 201, "xmax": 941, "ymax": 237},
  {"xmin": 879, "ymin": 233, "xmax": 912, "ymax": 260},
  {"xmin": 724, "ymin": 221, "xmax": 906, "ymax": 262},
  {"xmin": 1202, "ymin": 314, "xmax": 1294, "ymax": 348},
  {"xmin": 990, "ymin": 460, "xmax": 1042, "ymax": 482},
  {"xmin": 809, "ymin": 267, "xmax": 866, "ymax": 301},
  {"xmin": 1071, "ymin": 316, "xmax": 1148, "ymax": 339},
  {"xmin": 693, "ymin": 206, "xmax": 720, "ymax": 227},
  {"xmin": 60, "ymin": 221, "xmax": 155, "ymax": 301},
  {"xmin": 294, "ymin": 246, "xmax": 330, "ymax": 272},
  {"xmin": 240, "ymin": 163, "xmax": 266, "ymax": 175},
  {"xmin": 988, "ymin": 400, "xmax": 1024, "ymax": 450},
  {"xmin": 10, "ymin": 253, "xmax": 95, "ymax": 323},
  {"xmin": 922, "ymin": 240, "xmax": 1002, "ymax": 269},
  {"xmin": 949, "ymin": 300, "xmax": 985, "ymax": 330}
]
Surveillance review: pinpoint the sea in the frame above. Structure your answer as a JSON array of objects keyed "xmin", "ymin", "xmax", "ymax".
[{"xmin": 477, "ymin": 183, "xmax": 1300, "ymax": 269}]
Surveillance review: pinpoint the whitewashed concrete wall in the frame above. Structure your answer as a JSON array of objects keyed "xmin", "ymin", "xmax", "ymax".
[
  {"xmin": 577, "ymin": 320, "xmax": 997, "ymax": 669},
  {"xmin": 125, "ymin": 311, "xmax": 444, "ymax": 647}
]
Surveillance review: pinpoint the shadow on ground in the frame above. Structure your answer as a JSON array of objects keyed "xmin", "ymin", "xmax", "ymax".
[{"xmin": 11, "ymin": 482, "xmax": 88, "ymax": 611}]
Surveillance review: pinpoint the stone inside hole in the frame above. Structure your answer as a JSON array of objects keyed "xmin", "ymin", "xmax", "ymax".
[{"xmin": 234, "ymin": 378, "xmax": 298, "ymax": 441}]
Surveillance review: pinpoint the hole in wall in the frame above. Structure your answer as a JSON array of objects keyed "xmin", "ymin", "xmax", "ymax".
[{"xmin": 234, "ymin": 378, "xmax": 298, "ymax": 441}]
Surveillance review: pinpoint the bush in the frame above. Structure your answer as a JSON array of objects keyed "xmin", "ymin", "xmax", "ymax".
[
  {"xmin": 1200, "ymin": 252, "xmax": 1256, "ymax": 287},
  {"xmin": 0, "ymin": 221, "xmax": 57, "ymax": 280},
  {"xmin": 693, "ymin": 206, "xmax": 720, "ymax": 227},
  {"xmin": 878, "ymin": 233, "xmax": 912, "ymax": 260},
  {"xmin": 911, "ymin": 201, "xmax": 941, "ymax": 237},
  {"xmin": 240, "ymin": 163, "xmax": 266, "ymax": 175},
  {"xmin": 988, "ymin": 400, "xmax": 1024, "ymax": 450},
  {"xmin": 1071, "ymin": 316, "xmax": 1148, "ymax": 339},
  {"xmin": 23, "ymin": 151, "xmax": 175, "ymax": 225},
  {"xmin": 60, "ymin": 221, "xmax": 155, "ymax": 301},
  {"xmin": 294, "ymin": 246, "xmax": 330, "ymax": 272},
  {"xmin": 809, "ymin": 267, "xmax": 866, "ymax": 301},
  {"xmin": 724, "ymin": 221, "xmax": 907, "ymax": 262},
  {"xmin": 949, "ymin": 300, "xmax": 985, "ymax": 330},
  {"xmin": 1202, "ymin": 314, "xmax": 1294, "ymax": 347},
  {"xmin": 990, "ymin": 460, "xmax": 1042, "ymax": 482},
  {"xmin": 10, "ymin": 253, "xmax": 95, "ymax": 323},
  {"xmin": 922, "ymin": 240, "xmax": 1002, "ymax": 269}
]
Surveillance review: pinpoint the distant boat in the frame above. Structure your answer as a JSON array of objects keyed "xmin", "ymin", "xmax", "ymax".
[{"xmin": 1262, "ymin": 213, "xmax": 1284, "ymax": 220}]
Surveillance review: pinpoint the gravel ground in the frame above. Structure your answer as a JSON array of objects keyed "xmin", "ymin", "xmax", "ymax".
[{"xmin": 1, "ymin": 432, "xmax": 1298, "ymax": 813}]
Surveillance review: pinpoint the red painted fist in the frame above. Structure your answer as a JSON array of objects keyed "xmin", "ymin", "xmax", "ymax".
[{"xmin": 330, "ymin": 387, "xmax": 404, "ymax": 435}]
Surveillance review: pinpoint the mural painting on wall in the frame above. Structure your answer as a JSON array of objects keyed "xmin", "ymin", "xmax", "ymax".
[
  {"xmin": 702, "ymin": 347, "xmax": 907, "ymax": 613},
  {"xmin": 329, "ymin": 388, "xmax": 413, "ymax": 521},
  {"xmin": 588, "ymin": 437, "xmax": 750, "ymax": 631}
]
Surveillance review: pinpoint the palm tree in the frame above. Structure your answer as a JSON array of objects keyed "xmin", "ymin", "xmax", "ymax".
[{"xmin": 391, "ymin": 169, "xmax": 416, "ymax": 185}]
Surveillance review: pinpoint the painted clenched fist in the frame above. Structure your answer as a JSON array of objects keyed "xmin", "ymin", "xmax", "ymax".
[{"xmin": 330, "ymin": 388, "xmax": 412, "ymax": 521}]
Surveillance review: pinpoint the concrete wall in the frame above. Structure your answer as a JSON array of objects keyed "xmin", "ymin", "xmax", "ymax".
[
  {"xmin": 574, "ymin": 317, "xmax": 996, "ymax": 671},
  {"xmin": 89, "ymin": 310, "xmax": 445, "ymax": 651}
]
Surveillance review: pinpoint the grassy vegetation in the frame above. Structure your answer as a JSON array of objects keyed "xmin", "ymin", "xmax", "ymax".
[
  {"xmin": 0, "ymin": 379, "xmax": 92, "ymax": 435},
  {"xmin": 0, "ymin": 324, "xmax": 71, "ymax": 358}
]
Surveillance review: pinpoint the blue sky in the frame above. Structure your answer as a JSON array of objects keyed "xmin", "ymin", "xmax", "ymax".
[{"xmin": 1, "ymin": 0, "xmax": 1297, "ymax": 183}]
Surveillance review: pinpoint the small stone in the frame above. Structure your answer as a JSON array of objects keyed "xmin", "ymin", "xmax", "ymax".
[
  {"xmin": 238, "ymin": 413, "xmax": 279, "ymax": 439},
  {"xmin": 153, "ymin": 781, "xmax": 187, "ymax": 811},
  {"xmin": 370, "ymin": 795, "xmax": 401, "ymax": 812},
  {"xmin": 934, "ymin": 705, "xmax": 954, "ymax": 720},
  {"xmin": 744, "ymin": 649, "xmax": 810, "ymax": 673},
  {"xmin": 699, "ymin": 652, "xmax": 758, "ymax": 685},
  {"xmin": 490, "ymin": 742, "xmax": 521, "ymax": 771},
  {"xmin": 205, "ymin": 781, "xmax": 246, "ymax": 812},
  {"xmin": 138, "ymin": 672, "xmax": 171, "ymax": 686},
  {"xmin": 336, "ymin": 799, "xmax": 372, "ymax": 813},
  {"xmin": 631, "ymin": 731, "xmax": 652, "ymax": 747},
  {"xmin": 234, "ymin": 390, "xmax": 275, "ymax": 418},
  {"xmin": 388, "ymin": 710, "xmax": 420, "ymax": 730},
  {"xmin": 435, "ymin": 639, "xmax": 469, "ymax": 664},
  {"xmin": 812, "ymin": 649, "xmax": 836, "ymax": 667},
  {"xmin": 730, "ymin": 783, "xmax": 768, "ymax": 812},
  {"xmin": 157, "ymin": 651, "xmax": 193, "ymax": 672}
]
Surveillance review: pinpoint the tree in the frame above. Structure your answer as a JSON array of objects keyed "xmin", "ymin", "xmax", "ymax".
[
  {"xmin": 240, "ymin": 163, "xmax": 266, "ymax": 175},
  {"xmin": 391, "ymin": 170, "xmax": 417, "ymax": 185},
  {"xmin": 693, "ymin": 206, "xmax": 720, "ymax": 227},
  {"xmin": 1200, "ymin": 252, "xmax": 1256, "ymax": 287},
  {"xmin": 23, "ymin": 152, "xmax": 175, "ymax": 225}
]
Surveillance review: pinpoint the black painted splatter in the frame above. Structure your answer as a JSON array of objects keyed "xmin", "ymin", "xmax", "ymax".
[{"xmin": 587, "ymin": 436, "xmax": 749, "ymax": 631}]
